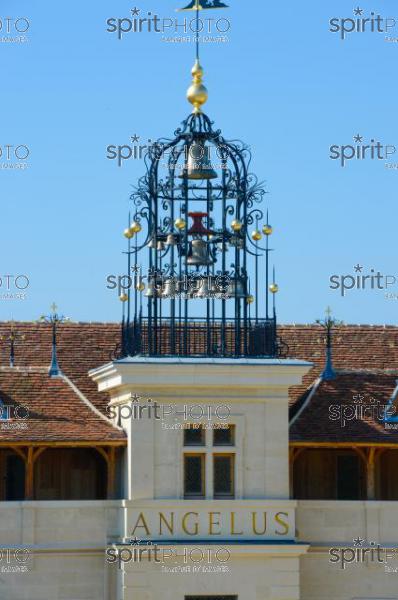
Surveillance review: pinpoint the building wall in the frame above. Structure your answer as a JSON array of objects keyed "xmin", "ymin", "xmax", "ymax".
[{"xmin": 1, "ymin": 500, "xmax": 398, "ymax": 599}]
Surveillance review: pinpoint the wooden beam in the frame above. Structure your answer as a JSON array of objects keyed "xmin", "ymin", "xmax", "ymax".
[
  {"xmin": 25, "ymin": 446, "xmax": 34, "ymax": 500},
  {"xmin": 367, "ymin": 447, "xmax": 376, "ymax": 500},
  {"xmin": 107, "ymin": 447, "xmax": 116, "ymax": 500},
  {"xmin": 0, "ymin": 441, "xmax": 126, "ymax": 448}
]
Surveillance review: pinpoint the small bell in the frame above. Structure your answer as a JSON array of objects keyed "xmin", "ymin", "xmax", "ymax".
[
  {"xmin": 166, "ymin": 234, "xmax": 177, "ymax": 246},
  {"xmin": 187, "ymin": 239, "xmax": 214, "ymax": 267},
  {"xmin": 195, "ymin": 278, "xmax": 211, "ymax": 299},
  {"xmin": 227, "ymin": 278, "xmax": 247, "ymax": 299},
  {"xmin": 162, "ymin": 277, "xmax": 178, "ymax": 299},
  {"xmin": 148, "ymin": 238, "xmax": 156, "ymax": 249},
  {"xmin": 145, "ymin": 281, "xmax": 156, "ymax": 297},
  {"xmin": 179, "ymin": 139, "xmax": 217, "ymax": 180},
  {"xmin": 157, "ymin": 241, "xmax": 165, "ymax": 251}
]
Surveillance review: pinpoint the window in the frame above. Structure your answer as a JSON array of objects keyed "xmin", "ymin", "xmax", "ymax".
[
  {"xmin": 213, "ymin": 454, "xmax": 234, "ymax": 498},
  {"xmin": 184, "ymin": 454, "xmax": 205, "ymax": 498},
  {"xmin": 213, "ymin": 425, "xmax": 235, "ymax": 446},
  {"xmin": 184, "ymin": 425, "xmax": 205, "ymax": 446},
  {"xmin": 183, "ymin": 426, "xmax": 237, "ymax": 498}
]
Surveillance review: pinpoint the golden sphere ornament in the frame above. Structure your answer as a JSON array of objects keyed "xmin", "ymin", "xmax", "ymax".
[
  {"xmin": 246, "ymin": 295, "xmax": 255, "ymax": 305},
  {"xmin": 124, "ymin": 228, "xmax": 134, "ymax": 239},
  {"xmin": 174, "ymin": 218, "xmax": 186, "ymax": 230},
  {"xmin": 251, "ymin": 230, "xmax": 262, "ymax": 241},
  {"xmin": 119, "ymin": 293, "xmax": 128, "ymax": 302},
  {"xmin": 269, "ymin": 283, "xmax": 279, "ymax": 294},
  {"xmin": 231, "ymin": 220, "xmax": 243, "ymax": 232},
  {"xmin": 130, "ymin": 221, "xmax": 142, "ymax": 233},
  {"xmin": 262, "ymin": 224, "xmax": 273, "ymax": 236}
]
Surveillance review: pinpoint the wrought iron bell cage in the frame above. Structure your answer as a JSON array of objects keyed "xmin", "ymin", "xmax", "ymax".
[{"xmin": 119, "ymin": 110, "xmax": 284, "ymax": 359}]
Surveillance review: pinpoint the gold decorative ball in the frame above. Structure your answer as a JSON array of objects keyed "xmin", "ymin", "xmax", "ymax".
[
  {"xmin": 174, "ymin": 218, "xmax": 186, "ymax": 230},
  {"xmin": 136, "ymin": 282, "xmax": 145, "ymax": 292},
  {"xmin": 124, "ymin": 228, "xmax": 134, "ymax": 239},
  {"xmin": 130, "ymin": 221, "xmax": 142, "ymax": 233},
  {"xmin": 251, "ymin": 230, "xmax": 262, "ymax": 241},
  {"xmin": 246, "ymin": 295, "xmax": 255, "ymax": 305},
  {"xmin": 231, "ymin": 220, "xmax": 243, "ymax": 232},
  {"xmin": 119, "ymin": 293, "xmax": 128, "ymax": 302},
  {"xmin": 263, "ymin": 224, "xmax": 273, "ymax": 236},
  {"xmin": 269, "ymin": 283, "xmax": 279, "ymax": 294}
]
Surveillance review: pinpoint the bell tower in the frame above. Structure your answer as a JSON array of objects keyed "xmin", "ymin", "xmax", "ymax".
[{"xmin": 90, "ymin": 3, "xmax": 312, "ymax": 599}]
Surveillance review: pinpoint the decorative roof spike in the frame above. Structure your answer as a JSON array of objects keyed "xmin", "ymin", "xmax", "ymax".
[
  {"xmin": 39, "ymin": 303, "xmax": 70, "ymax": 378},
  {"xmin": 316, "ymin": 307, "xmax": 342, "ymax": 381},
  {"xmin": 0, "ymin": 320, "xmax": 25, "ymax": 367}
]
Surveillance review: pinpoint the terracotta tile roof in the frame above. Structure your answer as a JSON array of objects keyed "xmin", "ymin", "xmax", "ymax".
[
  {"xmin": 290, "ymin": 372, "xmax": 398, "ymax": 443},
  {"xmin": 1, "ymin": 321, "xmax": 398, "ymax": 444},
  {"xmin": 0, "ymin": 366, "xmax": 125, "ymax": 443}
]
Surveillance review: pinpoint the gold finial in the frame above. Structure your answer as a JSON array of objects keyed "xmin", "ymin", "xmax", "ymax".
[{"xmin": 187, "ymin": 59, "xmax": 208, "ymax": 114}]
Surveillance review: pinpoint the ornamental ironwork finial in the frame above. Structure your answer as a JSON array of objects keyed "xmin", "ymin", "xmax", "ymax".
[
  {"xmin": 39, "ymin": 303, "xmax": 70, "ymax": 377},
  {"xmin": 0, "ymin": 320, "xmax": 25, "ymax": 367},
  {"xmin": 316, "ymin": 307, "xmax": 343, "ymax": 381}
]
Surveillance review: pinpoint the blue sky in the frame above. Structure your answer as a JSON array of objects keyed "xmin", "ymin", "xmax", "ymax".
[{"xmin": 1, "ymin": 0, "xmax": 398, "ymax": 324}]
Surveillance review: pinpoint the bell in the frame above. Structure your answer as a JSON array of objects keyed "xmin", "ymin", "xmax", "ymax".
[
  {"xmin": 148, "ymin": 238, "xmax": 156, "ymax": 249},
  {"xmin": 157, "ymin": 241, "xmax": 165, "ymax": 251},
  {"xmin": 162, "ymin": 277, "xmax": 178, "ymax": 299},
  {"xmin": 145, "ymin": 281, "xmax": 156, "ymax": 298},
  {"xmin": 187, "ymin": 239, "xmax": 214, "ymax": 267},
  {"xmin": 195, "ymin": 278, "xmax": 211, "ymax": 299},
  {"xmin": 179, "ymin": 140, "xmax": 217, "ymax": 180},
  {"xmin": 166, "ymin": 234, "xmax": 177, "ymax": 246},
  {"xmin": 227, "ymin": 278, "xmax": 246, "ymax": 299}
]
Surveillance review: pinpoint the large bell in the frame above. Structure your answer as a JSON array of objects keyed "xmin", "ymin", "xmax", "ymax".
[
  {"xmin": 179, "ymin": 140, "xmax": 218, "ymax": 180},
  {"xmin": 187, "ymin": 239, "xmax": 214, "ymax": 267}
]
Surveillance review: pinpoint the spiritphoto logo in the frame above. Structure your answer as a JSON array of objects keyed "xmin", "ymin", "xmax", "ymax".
[
  {"xmin": 0, "ymin": 404, "xmax": 29, "ymax": 432},
  {"xmin": 106, "ymin": 134, "xmax": 230, "ymax": 170},
  {"xmin": 0, "ymin": 144, "xmax": 30, "ymax": 171},
  {"xmin": 329, "ymin": 393, "xmax": 396, "ymax": 428},
  {"xmin": 106, "ymin": 268, "xmax": 232, "ymax": 300},
  {"xmin": 106, "ymin": 537, "xmax": 230, "ymax": 573},
  {"xmin": 329, "ymin": 7, "xmax": 396, "ymax": 41},
  {"xmin": 107, "ymin": 393, "xmax": 231, "ymax": 425},
  {"xmin": 106, "ymin": 6, "xmax": 231, "ymax": 43},
  {"xmin": 329, "ymin": 537, "xmax": 398, "ymax": 571},
  {"xmin": 329, "ymin": 135, "xmax": 396, "ymax": 168},
  {"xmin": 0, "ymin": 274, "xmax": 30, "ymax": 301},
  {"xmin": 0, "ymin": 16, "xmax": 30, "ymax": 44},
  {"xmin": 0, "ymin": 548, "xmax": 31, "ymax": 574},
  {"xmin": 329, "ymin": 264, "xmax": 398, "ymax": 298}
]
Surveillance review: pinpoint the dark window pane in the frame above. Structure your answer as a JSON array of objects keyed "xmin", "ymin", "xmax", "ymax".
[
  {"xmin": 214, "ymin": 455, "xmax": 234, "ymax": 497},
  {"xmin": 184, "ymin": 426, "xmax": 205, "ymax": 446},
  {"xmin": 337, "ymin": 454, "xmax": 360, "ymax": 500},
  {"xmin": 184, "ymin": 455, "xmax": 204, "ymax": 496},
  {"xmin": 213, "ymin": 425, "xmax": 235, "ymax": 446}
]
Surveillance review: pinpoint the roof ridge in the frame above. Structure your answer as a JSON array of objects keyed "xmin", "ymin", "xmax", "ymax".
[
  {"xmin": 290, "ymin": 377, "xmax": 322, "ymax": 427},
  {"xmin": 0, "ymin": 366, "xmax": 48, "ymax": 373},
  {"xmin": 59, "ymin": 373, "xmax": 124, "ymax": 432}
]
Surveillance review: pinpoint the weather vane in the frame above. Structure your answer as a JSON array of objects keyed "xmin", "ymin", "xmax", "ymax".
[
  {"xmin": 0, "ymin": 320, "xmax": 25, "ymax": 367},
  {"xmin": 316, "ymin": 307, "xmax": 343, "ymax": 381},
  {"xmin": 177, "ymin": 0, "xmax": 229, "ymax": 63},
  {"xmin": 39, "ymin": 303, "xmax": 70, "ymax": 377}
]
